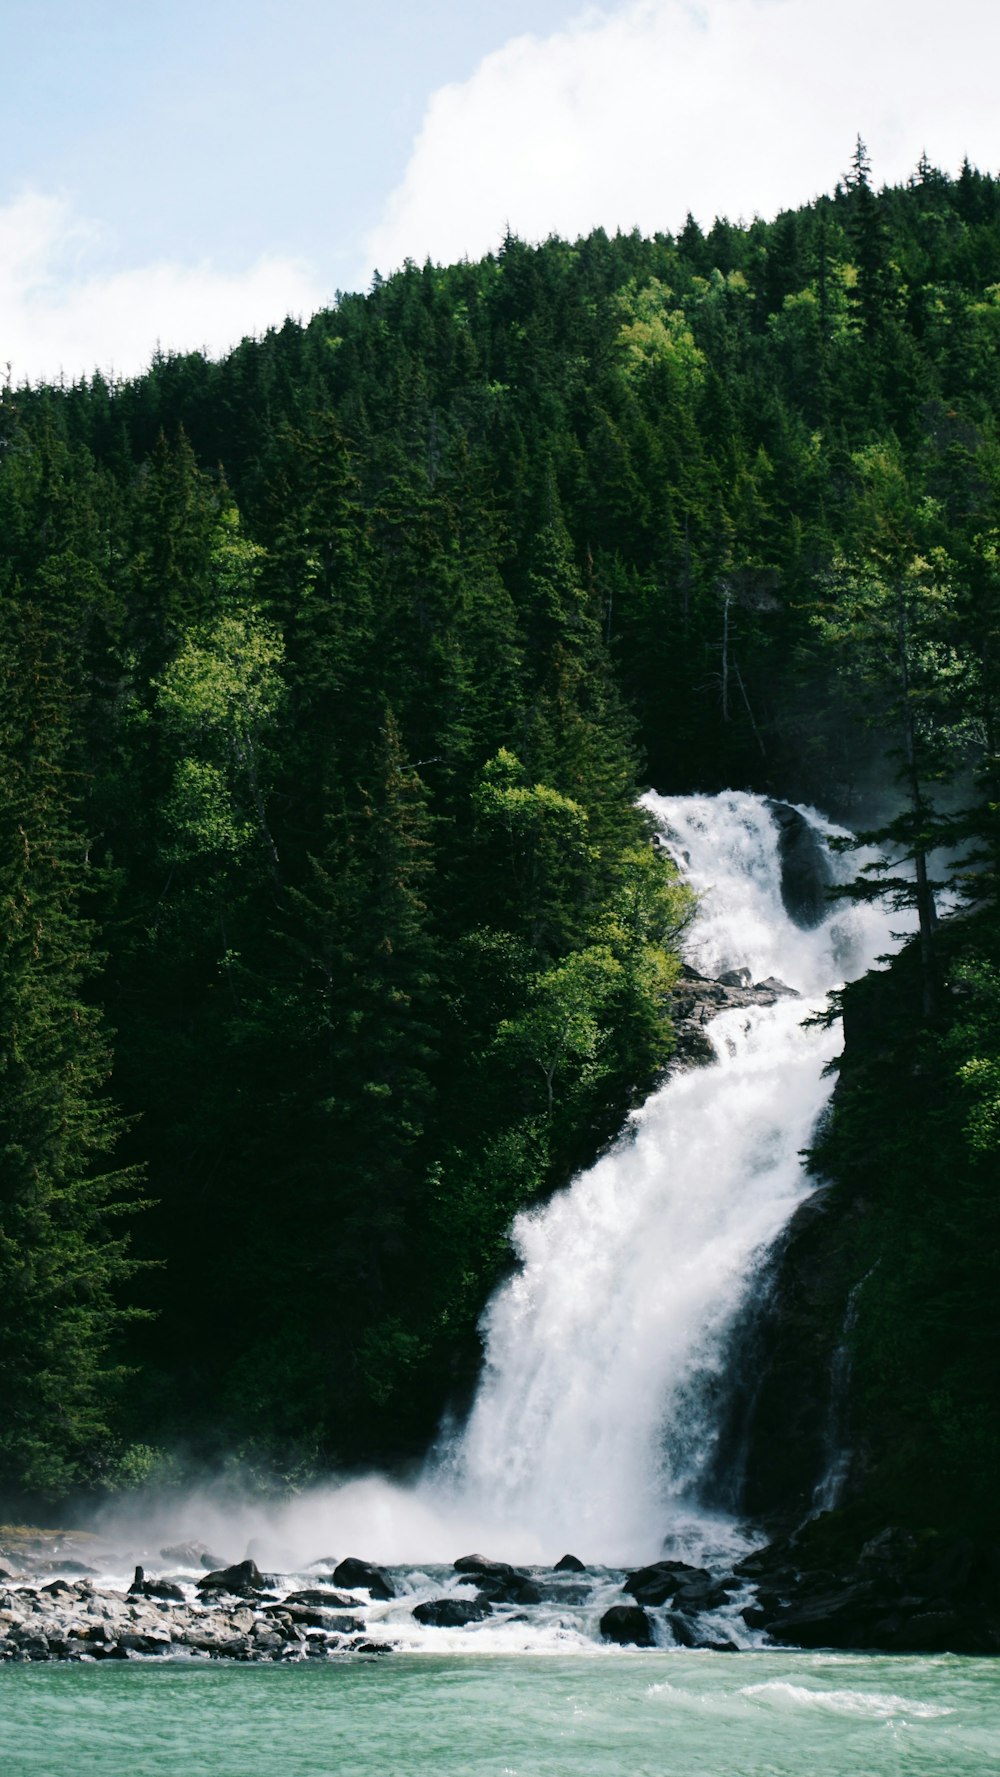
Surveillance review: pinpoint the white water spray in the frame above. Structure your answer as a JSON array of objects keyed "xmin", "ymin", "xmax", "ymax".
[
  {"xmin": 96, "ymin": 792, "xmax": 902, "ymax": 1583},
  {"xmin": 431, "ymin": 792, "xmax": 898, "ymax": 1564}
]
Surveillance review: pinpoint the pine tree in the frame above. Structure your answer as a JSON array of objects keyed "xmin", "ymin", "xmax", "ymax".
[{"xmin": 0, "ymin": 592, "xmax": 145, "ymax": 1499}]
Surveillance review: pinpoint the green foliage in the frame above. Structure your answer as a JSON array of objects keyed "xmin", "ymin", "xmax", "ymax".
[
  {"xmin": 0, "ymin": 594, "xmax": 145, "ymax": 1501},
  {"xmin": 810, "ymin": 919, "xmax": 1000, "ymax": 1529},
  {"xmin": 2, "ymin": 153, "xmax": 1000, "ymax": 1491}
]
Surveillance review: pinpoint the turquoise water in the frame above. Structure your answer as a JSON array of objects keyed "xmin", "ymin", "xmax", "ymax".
[{"xmin": 1, "ymin": 1652, "xmax": 996, "ymax": 1777}]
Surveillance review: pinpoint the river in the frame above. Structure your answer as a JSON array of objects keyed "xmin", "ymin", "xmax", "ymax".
[{"xmin": 5, "ymin": 794, "xmax": 985, "ymax": 1774}]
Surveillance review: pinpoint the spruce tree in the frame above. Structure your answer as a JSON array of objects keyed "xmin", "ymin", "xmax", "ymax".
[{"xmin": 0, "ymin": 592, "xmax": 145, "ymax": 1499}]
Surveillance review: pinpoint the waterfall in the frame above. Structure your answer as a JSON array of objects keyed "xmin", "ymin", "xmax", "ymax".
[
  {"xmin": 101, "ymin": 792, "xmax": 903, "ymax": 1584},
  {"xmin": 433, "ymin": 792, "xmax": 898, "ymax": 1565}
]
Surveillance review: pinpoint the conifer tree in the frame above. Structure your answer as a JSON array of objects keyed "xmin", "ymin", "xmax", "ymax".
[{"xmin": 0, "ymin": 592, "xmax": 144, "ymax": 1498}]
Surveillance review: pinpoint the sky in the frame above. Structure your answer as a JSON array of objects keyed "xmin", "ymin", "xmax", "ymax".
[{"xmin": 3, "ymin": 0, "xmax": 999, "ymax": 384}]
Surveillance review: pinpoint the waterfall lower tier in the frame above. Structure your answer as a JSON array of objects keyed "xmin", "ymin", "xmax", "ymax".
[
  {"xmin": 430, "ymin": 791, "xmax": 897, "ymax": 1566},
  {"xmin": 97, "ymin": 793, "xmax": 902, "ymax": 1604}
]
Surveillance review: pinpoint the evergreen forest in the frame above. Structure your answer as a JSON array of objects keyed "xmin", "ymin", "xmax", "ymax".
[{"xmin": 1, "ymin": 143, "xmax": 999, "ymax": 1541}]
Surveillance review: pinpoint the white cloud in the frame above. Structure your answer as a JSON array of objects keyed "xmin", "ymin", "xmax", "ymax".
[
  {"xmin": 363, "ymin": 0, "xmax": 1000, "ymax": 278},
  {"xmin": 0, "ymin": 193, "xmax": 328, "ymax": 386}
]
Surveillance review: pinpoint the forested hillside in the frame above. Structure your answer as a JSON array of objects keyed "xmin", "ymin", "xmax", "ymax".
[{"xmin": 2, "ymin": 143, "xmax": 999, "ymax": 1513}]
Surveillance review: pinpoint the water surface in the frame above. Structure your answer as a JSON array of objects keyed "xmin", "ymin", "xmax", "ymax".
[{"xmin": 2, "ymin": 1651, "xmax": 996, "ymax": 1777}]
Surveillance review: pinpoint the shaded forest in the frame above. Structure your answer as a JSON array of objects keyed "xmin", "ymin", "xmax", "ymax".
[{"xmin": 1, "ymin": 143, "xmax": 998, "ymax": 1523}]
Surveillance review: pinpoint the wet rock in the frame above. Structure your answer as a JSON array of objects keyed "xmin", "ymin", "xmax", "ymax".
[
  {"xmin": 270, "ymin": 1602, "xmax": 363, "ymax": 1630},
  {"xmin": 15, "ymin": 1632, "xmax": 52, "ymax": 1660},
  {"xmin": 599, "ymin": 1604, "xmax": 654, "ymax": 1647},
  {"xmin": 251, "ymin": 1624, "xmax": 285, "ymax": 1654},
  {"xmin": 554, "ymin": 1554, "xmax": 586, "ymax": 1572},
  {"xmin": 671, "ymin": 1574, "xmax": 733, "ymax": 1612},
  {"xmin": 197, "ymin": 1559, "xmax": 265, "ymax": 1596},
  {"xmin": 125, "ymin": 1576, "xmax": 186, "ymax": 1603},
  {"xmin": 412, "ymin": 1598, "xmax": 492, "ymax": 1628},
  {"xmin": 767, "ymin": 800, "xmax": 833, "ymax": 931},
  {"xmin": 332, "ymin": 1558, "xmax": 396, "ymax": 1600},
  {"xmin": 622, "ymin": 1561, "xmax": 708, "ymax": 1608},
  {"xmin": 743, "ymin": 1522, "xmax": 1000, "ymax": 1653},
  {"xmin": 756, "ymin": 976, "xmax": 798, "ymax": 998},
  {"xmin": 537, "ymin": 1581, "xmax": 591, "ymax": 1604},
  {"xmin": 669, "ymin": 965, "xmax": 799, "ymax": 1067},
  {"xmin": 117, "ymin": 1630, "xmax": 172, "ymax": 1655},
  {"xmin": 454, "ymin": 1555, "xmax": 542, "ymax": 1605},
  {"xmin": 144, "ymin": 1580, "xmax": 186, "ymax": 1602},
  {"xmin": 665, "ymin": 1611, "xmax": 699, "ymax": 1648},
  {"xmin": 453, "ymin": 1553, "xmax": 508, "ymax": 1575},
  {"xmin": 283, "ymin": 1588, "xmax": 356, "ymax": 1608}
]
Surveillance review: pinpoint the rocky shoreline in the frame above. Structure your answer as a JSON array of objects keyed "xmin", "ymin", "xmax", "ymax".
[
  {"xmin": 0, "ymin": 1534, "xmax": 747, "ymax": 1662},
  {"xmin": 4, "ymin": 1523, "xmax": 996, "ymax": 1662}
]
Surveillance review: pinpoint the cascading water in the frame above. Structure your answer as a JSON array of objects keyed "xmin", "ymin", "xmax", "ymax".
[
  {"xmin": 433, "ymin": 791, "xmax": 898, "ymax": 1566},
  {"xmin": 93, "ymin": 791, "xmax": 907, "ymax": 1649}
]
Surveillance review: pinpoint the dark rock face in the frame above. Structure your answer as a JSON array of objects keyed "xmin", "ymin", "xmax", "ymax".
[
  {"xmin": 412, "ymin": 1598, "xmax": 492, "ymax": 1628},
  {"xmin": 197, "ymin": 1559, "xmax": 265, "ymax": 1596},
  {"xmin": 332, "ymin": 1558, "xmax": 396, "ymax": 1600},
  {"xmin": 599, "ymin": 1604, "xmax": 654, "ymax": 1646},
  {"xmin": 767, "ymin": 800, "xmax": 833, "ymax": 931},
  {"xmin": 738, "ymin": 1525, "xmax": 1000, "ymax": 1654},
  {"xmin": 622, "ymin": 1561, "xmax": 731, "ymax": 1610},
  {"xmin": 706, "ymin": 1185, "xmax": 860, "ymax": 1530},
  {"xmin": 554, "ymin": 1553, "xmax": 586, "ymax": 1572},
  {"xmin": 671, "ymin": 965, "xmax": 800, "ymax": 1066}
]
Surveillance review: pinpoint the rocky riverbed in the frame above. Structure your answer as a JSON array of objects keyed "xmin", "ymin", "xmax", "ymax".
[
  {"xmin": 2, "ymin": 1522, "xmax": 997, "ymax": 1661},
  {"xmin": 0, "ymin": 1531, "xmax": 759, "ymax": 1663}
]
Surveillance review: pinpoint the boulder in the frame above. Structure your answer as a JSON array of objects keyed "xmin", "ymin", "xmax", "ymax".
[
  {"xmin": 622, "ymin": 1561, "xmax": 709, "ymax": 1607},
  {"xmin": 130, "ymin": 1568, "xmax": 182, "ymax": 1602},
  {"xmin": 412, "ymin": 1598, "xmax": 492, "ymax": 1628},
  {"xmin": 453, "ymin": 1553, "xmax": 510, "ymax": 1575},
  {"xmin": 280, "ymin": 1604, "xmax": 365, "ymax": 1631},
  {"xmin": 767, "ymin": 800, "xmax": 833, "ymax": 931},
  {"xmin": 197, "ymin": 1559, "xmax": 265, "ymax": 1595},
  {"xmin": 756, "ymin": 976, "xmax": 798, "ymax": 998},
  {"xmin": 599, "ymin": 1605, "xmax": 653, "ymax": 1647},
  {"xmin": 283, "ymin": 1589, "xmax": 356, "ymax": 1608},
  {"xmin": 537, "ymin": 1581, "xmax": 591, "ymax": 1604},
  {"xmin": 553, "ymin": 1554, "xmax": 586, "ymax": 1572},
  {"xmin": 332, "ymin": 1558, "xmax": 396, "ymax": 1600},
  {"xmin": 671, "ymin": 1574, "xmax": 733, "ymax": 1612},
  {"xmin": 159, "ymin": 1541, "xmax": 221, "ymax": 1567},
  {"xmin": 718, "ymin": 967, "xmax": 752, "ymax": 988},
  {"xmin": 453, "ymin": 1555, "xmax": 541, "ymax": 1604},
  {"xmin": 665, "ymin": 1611, "xmax": 698, "ymax": 1648}
]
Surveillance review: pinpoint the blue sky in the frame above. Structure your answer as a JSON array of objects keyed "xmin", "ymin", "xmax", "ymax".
[{"xmin": 4, "ymin": 0, "xmax": 1000, "ymax": 383}]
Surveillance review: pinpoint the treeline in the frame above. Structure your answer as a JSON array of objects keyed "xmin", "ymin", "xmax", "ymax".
[{"xmin": 1, "ymin": 143, "xmax": 999, "ymax": 1501}]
